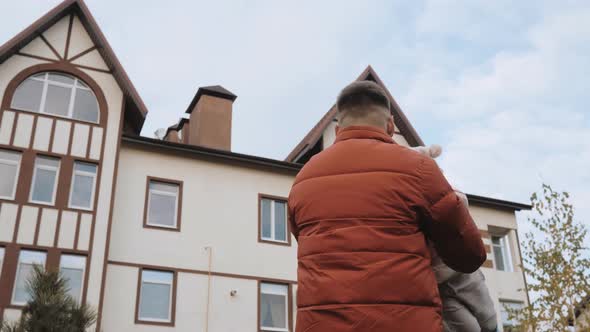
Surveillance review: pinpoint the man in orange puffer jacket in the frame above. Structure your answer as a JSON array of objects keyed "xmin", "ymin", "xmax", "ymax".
[{"xmin": 288, "ymin": 80, "xmax": 486, "ymax": 332}]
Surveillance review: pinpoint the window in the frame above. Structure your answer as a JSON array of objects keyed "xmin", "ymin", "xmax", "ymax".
[
  {"xmin": 260, "ymin": 196, "xmax": 288, "ymax": 244},
  {"xmin": 145, "ymin": 179, "xmax": 180, "ymax": 229},
  {"xmin": 0, "ymin": 149, "xmax": 21, "ymax": 199},
  {"xmin": 12, "ymin": 250, "xmax": 46, "ymax": 305},
  {"xmin": 137, "ymin": 269, "xmax": 174, "ymax": 323},
  {"xmin": 60, "ymin": 255, "xmax": 86, "ymax": 303},
  {"xmin": 500, "ymin": 301, "xmax": 524, "ymax": 331},
  {"xmin": 260, "ymin": 282, "xmax": 289, "ymax": 332},
  {"xmin": 11, "ymin": 72, "xmax": 99, "ymax": 123},
  {"xmin": 30, "ymin": 156, "xmax": 60, "ymax": 205},
  {"xmin": 492, "ymin": 234, "xmax": 513, "ymax": 272},
  {"xmin": 69, "ymin": 162, "xmax": 98, "ymax": 210},
  {"xmin": 0, "ymin": 247, "xmax": 5, "ymax": 278}
]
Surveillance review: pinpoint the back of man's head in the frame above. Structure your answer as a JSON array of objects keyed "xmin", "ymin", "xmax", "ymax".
[{"xmin": 336, "ymin": 81, "xmax": 392, "ymax": 130}]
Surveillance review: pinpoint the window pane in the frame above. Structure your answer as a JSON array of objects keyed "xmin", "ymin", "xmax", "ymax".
[
  {"xmin": 139, "ymin": 282, "xmax": 171, "ymax": 321},
  {"xmin": 142, "ymin": 270, "xmax": 173, "ymax": 284},
  {"xmin": 73, "ymin": 89, "xmax": 99, "ymax": 123},
  {"xmin": 492, "ymin": 236, "xmax": 501, "ymax": 245},
  {"xmin": 148, "ymin": 193, "xmax": 177, "ymax": 227},
  {"xmin": 0, "ymin": 150, "xmax": 21, "ymax": 162},
  {"xmin": 37, "ymin": 157, "xmax": 59, "ymax": 168},
  {"xmin": 260, "ymin": 292, "xmax": 287, "ymax": 329},
  {"xmin": 274, "ymin": 201, "xmax": 287, "ymax": 242},
  {"xmin": 11, "ymin": 78, "xmax": 44, "ymax": 112},
  {"xmin": 261, "ymin": 283, "xmax": 288, "ymax": 295},
  {"xmin": 32, "ymin": 168, "xmax": 57, "ymax": 203},
  {"xmin": 71, "ymin": 173, "xmax": 94, "ymax": 208},
  {"xmin": 0, "ymin": 162, "xmax": 18, "ymax": 198},
  {"xmin": 44, "ymin": 84, "xmax": 72, "ymax": 117},
  {"xmin": 74, "ymin": 161, "xmax": 97, "ymax": 174},
  {"xmin": 261, "ymin": 199, "xmax": 271, "ymax": 239},
  {"xmin": 149, "ymin": 181, "xmax": 178, "ymax": 194},
  {"xmin": 493, "ymin": 246, "xmax": 505, "ymax": 271},
  {"xmin": 13, "ymin": 251, "xmax": 46, "ymax": 304},
  {"xmin": 61, "ymin": 267, "xmax": 84, "ymax": 302},
  {"xmin": 60, "ymin": 254, "xmax": 87, "ymax": 303},
  {"xmin": 20, "ymin": 250, "xmax": 46, "ymax": 264},
  {"xmin": 48, "ymin": 73, "xmax": 75, "ymax": 85},
  {"xmin": 13, "ymin": 263, "xmax": 33, "ymax": 303}
]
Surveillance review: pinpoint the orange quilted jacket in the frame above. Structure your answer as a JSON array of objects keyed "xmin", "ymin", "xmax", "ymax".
[{"xmin": 288, "ymin": 126, "xmax": 486, "ymax": 332}]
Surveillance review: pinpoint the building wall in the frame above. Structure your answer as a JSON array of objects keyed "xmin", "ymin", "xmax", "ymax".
[
  {"xmin": 108, "ymin": 145, "xmax": 297, "ymax": 278},
  {"xmin": 102, "ymin": 144, "xmax": 298, "ymax": 330},
  {"xmin": 471, "ymin": 206, "xmax": 528, "ymax": 330},
  {"xmin": 102, "ymin": 264, "xmax": 298, "ymax": 332},
  {"xmin": 0, "ymin": 14, "xmax": 124, "ymax": 328}
]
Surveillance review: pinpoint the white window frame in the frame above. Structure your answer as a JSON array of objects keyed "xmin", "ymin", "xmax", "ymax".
[
  {"xmin": 492, "ymin": 234, "xmax": 514, "ymax": 272},
  {"xmin": 29, "ymin": 155, "xmax": 61, "ymax": 205},
  {"xmin": 12, "ymin": 250, "xmax": 47, "ymax": 306},
  {"xmin": 260, "ymin": 282, "xmax": 289, "ymax": 332},
  {"xmin": 146, "ymin": 180, "xmax": 179, "ymax": 229},
  {"xmin": 0, "ymin": 149, "xmax": 21, "ymax": 200},
  {"xmin": 68, "ymin": 162, "xmax": 98, "ymax": 210},
  {"xmin": 29, "ymin": 156, "xmax": 60, "ymax": 205},
  {"xmin": 10, "ymin": 72, "xmax": 99, "ymax": 124},
  {"xmin": 260, "ymin": 198, "xmax": 288, "ymax": 244},
  {"xmin": 59, "ymin": 254, "xmax": 86, "ymax": 303},
  {"xmin": 138, "ymin": 269, "xmax": 174, "ymax": 323}
]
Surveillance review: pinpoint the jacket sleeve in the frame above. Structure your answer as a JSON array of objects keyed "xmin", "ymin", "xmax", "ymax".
[
  {"xmin": 418, "ymin": 157, "xmax": 486, "ymax": 273},
  {"xmin": 288, "ymin": 196, "xmax": 299, "ymax": 242}
]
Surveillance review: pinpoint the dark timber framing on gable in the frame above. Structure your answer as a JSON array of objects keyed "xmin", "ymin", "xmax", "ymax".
[
  {"xmin": 0, "ymin": 55, "xmax": 109, "ymax": 317},
  {"xmin": 0, "ymin": 0, "xmax": 148, "ymax": 134}
]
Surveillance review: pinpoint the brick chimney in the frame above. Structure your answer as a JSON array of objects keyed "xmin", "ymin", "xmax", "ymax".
[
  {"xmin": 185, "ymin": 86, "xmax": 237, "ymax": 150},
  {"xmin": 163, "ymin": 118, "xmax": 189, "ymax": 144}
]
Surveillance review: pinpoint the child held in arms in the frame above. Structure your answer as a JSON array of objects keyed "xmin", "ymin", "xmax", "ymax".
[{"xmin": 411, "ymin": 144, "xmax": 498, "ymax": 332}]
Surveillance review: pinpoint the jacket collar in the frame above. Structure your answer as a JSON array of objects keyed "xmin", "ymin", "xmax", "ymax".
[{"xmin": 334, "ymin": 125, "xmax": 395, "ymax": 144}]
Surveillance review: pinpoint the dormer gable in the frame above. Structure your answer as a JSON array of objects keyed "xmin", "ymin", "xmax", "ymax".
[{"xmin": 286, "ymin": 65, "xmax": 424, "ymax": 164}]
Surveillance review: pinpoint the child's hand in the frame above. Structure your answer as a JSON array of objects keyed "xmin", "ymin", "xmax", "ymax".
[
  {"xmin": 410, "ymin": 145, "xmax": 469, "ymax": 206},
  {"xmin": 411, "ymin": 144, "xmax": 442, "ymax": 159},
  {"xmin": 454, "ymin": 188, "xmax": 469, "ymax": 207}
]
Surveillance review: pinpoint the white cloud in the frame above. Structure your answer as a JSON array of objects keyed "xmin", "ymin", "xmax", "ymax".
[{"xmin": 399, "ymin": 5, "xmax": 590, "ymax": 230}]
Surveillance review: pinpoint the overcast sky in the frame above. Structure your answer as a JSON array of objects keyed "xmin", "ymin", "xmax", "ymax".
[{"xmin": 1, "ymin": 0, "xmax": 589, "ymax": 231}]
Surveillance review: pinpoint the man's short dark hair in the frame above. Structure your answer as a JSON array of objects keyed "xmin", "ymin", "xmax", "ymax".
[{"xmin": 336, "ymin": 81, "xmax": 390, "ymax": 114}]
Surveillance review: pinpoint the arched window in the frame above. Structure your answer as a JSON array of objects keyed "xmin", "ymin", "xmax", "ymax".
[{"xmin": 10, "ymin": 72, "xmax": 99, "ymax": 123}]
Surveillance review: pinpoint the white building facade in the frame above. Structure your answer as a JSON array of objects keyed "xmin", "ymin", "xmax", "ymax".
[{"xmin": 0, "ymin": 1, "xmax": 529, "ymax": 331}]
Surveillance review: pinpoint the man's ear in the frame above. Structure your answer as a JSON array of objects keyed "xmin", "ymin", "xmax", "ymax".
[
  {"xmin": 386, "ymin": 116, "xmax": 395, "ymax": 136},
  {"xmin": 335, "ymin": 125, "xmax": 340, "ymax": 135}
]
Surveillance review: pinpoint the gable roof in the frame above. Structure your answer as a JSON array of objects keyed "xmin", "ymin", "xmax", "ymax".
[
  {"xmin": 0, "ymin": 0, "xmax": 148, "ymax": 133},
  {"xmin": 285, "ymin": 65, "xmax": 424, "ymax": 162}
]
